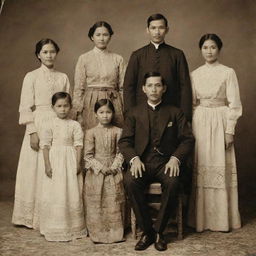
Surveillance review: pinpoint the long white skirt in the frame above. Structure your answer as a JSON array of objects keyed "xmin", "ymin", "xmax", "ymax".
[
  {"xmin": 12, "ymin": 107, "xmax": 55, "ymax": 228},
  {"xmin": 188, "ymin": 105, "xmax": 241, "ymax": 232},
  {"xmin": 39, "ymin": 145, "xmax": 86, "ymax": 241}
]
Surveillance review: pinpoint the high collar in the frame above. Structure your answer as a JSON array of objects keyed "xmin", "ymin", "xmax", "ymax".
[
  {"xmin": 147, "ymin": 100, "xmax": 162, "ymax": 110},
  {"xmin": 93, "ymin": 46, "xmax": 108, "ymax": 54},
  {"xmin": 150, "ymin": 41, "xmax": 165, "ymax": 49},
  {"xmin": 40, "ymin": 63, "xmax": 55, "ymax": 72},
  {"xmin": 205, "ymin": 60, "xmax": 220, "ymax": 68}
]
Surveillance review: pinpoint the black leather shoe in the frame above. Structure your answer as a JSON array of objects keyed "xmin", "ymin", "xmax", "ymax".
[
  {"xmin": 135, "ymin": 232, "xmax": 155, "ymax": 251},
  {"xmin": 154, "ymin": 233, "xmax": 167, "ymax": 251}
]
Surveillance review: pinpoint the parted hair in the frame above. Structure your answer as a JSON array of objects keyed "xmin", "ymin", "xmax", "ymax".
[
  {"xmin": 199, "ymin": 33, "xmax": 223, "ymax": 50},
  {"xmin": 35, "ymin": 38, "xmax": 60, "ymax": 60},
  {"xmin": 88, "ymin": 21, "xmax": 114, "ymax": 40},
  {"xmin": 52, "ymin": 92, "xmax": 72, "ymax": 106}
]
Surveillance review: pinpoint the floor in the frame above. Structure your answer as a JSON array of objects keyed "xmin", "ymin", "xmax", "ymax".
[{"xmin": 1, "ymin": 200, "xmax": 256, "ymax": 256}]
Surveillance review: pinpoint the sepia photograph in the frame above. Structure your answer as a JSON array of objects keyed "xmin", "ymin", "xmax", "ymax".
[{"xmin": 0, "ymin": 0, "xmax": 255, "ymax": 255}]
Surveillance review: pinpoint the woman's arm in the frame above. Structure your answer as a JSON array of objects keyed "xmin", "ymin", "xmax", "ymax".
[
  {"xmin": 19, "ymin": 72, "xmax": 40, "ymax": 151},
  {"xmin": 117, "ymin": 56, "xmax": 127, "ymax": 104},
  {"xmin": 225, "ymin": 68, "xmax": 242, "ymax": 149},
  {"xmin": 72, "ymin": 55, "xmax": 87, "ymax": 119}
]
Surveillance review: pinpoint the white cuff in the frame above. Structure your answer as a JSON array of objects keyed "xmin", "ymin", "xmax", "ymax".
[
  {"xmin": 129, "ymin": 156, "xmax": 139, "ymax": 166},
  {"xmin": 171, "ymin": 156, "xmax": 181, "ymax": 165}
]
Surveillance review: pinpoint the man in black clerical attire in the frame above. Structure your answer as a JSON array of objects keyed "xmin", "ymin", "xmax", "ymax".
[
  {"xmin": 123, "ymin": 13, "xmax": 192, "ymax": 121},
  {"xmin": 119, "ymin": 72, "xmax": 194, "ymax": 251}
]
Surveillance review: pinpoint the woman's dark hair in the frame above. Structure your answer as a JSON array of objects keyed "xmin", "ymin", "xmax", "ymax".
[
  {"xmin": 35, "ymin": 38, "xmax": 60, "ymax": 60},
  {"xmin": 52, "ymin": 92, "xmax": 72, "ymax": 106},
  {"xmin": 143, "ymin": 71, "xmax": 166, "ymax": 85},
  {"xmin": 88, "ymin": 21, "xmax": 114, "ymax": 40},
  {"xmin": 147, "ymin": 13, "xmax": 168, "ymax": 28},
  {"xmin": 94, "ymin": 99, "xmax": 115, "ymax": 114},
  {"xmin": 199, "ymin": 34, "xmax": 223, "ymax": 50}
]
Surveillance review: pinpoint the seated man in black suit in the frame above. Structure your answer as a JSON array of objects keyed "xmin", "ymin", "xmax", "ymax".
[{"xmin": 118, "ymin": 72, "xmax": 194, "ymax": 251}]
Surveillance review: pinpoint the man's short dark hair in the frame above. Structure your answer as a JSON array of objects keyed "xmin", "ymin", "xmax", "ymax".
[
  {"xmin": 147, "ymin": 13, "xmax": 168, "ymax": 27},
  {"xmin": 143, "ymin": 71, "xmax": 166, "ymax": 85}
]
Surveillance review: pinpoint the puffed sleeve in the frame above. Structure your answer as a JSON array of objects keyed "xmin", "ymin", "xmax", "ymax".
[
  {"xmin": 110, "ymin": 128, "xmax": 124, "ymax": 171},
  {"xmin": 18, "ymin": 72, "xmax": 36, "ymax": 134},
  {"xmin": 39, "ymin": 120, "xmax": 53, "ymax": 149},
  {"xmin": 84, "ymin": 129, "xmax": 104, "ymax": 175},
  {"xmin": 73, "ymin": 55, "xmax": 86, "ymax": 114},
  {"xmin": 73, "ymin": 121, "xmax": 84, "ymax": 147},
  {"xmin": 225, "ymin": 68, "xmax": 242, "ymax": 135},
  {"xmin": 190, "ymin": 72, "xmax": 199, "ymax": 111}
]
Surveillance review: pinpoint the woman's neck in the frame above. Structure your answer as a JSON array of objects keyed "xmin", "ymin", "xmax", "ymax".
[
  {"xmin": 41, "ymin": 63, "xmax": 54, "ymax": 70},
  {"xmin": 205, "ymin": 59, "xmax": 219, "ymax": 67}
]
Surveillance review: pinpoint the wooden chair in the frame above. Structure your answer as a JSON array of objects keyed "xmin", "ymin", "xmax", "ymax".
[{"xmin": 131, "ymin": 182, "xmax": 183, "ymax": 240}]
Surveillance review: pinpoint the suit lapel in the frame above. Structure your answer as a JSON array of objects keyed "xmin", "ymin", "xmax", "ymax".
[{"xmin": 158, "ymin": 105, "xmax": 171, "ymax": 141}]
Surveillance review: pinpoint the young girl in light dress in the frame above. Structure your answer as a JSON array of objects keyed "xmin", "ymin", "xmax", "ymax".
[
  {"xmin": 39, "ymin": 92, "xmax": 87, "ymax": 241},
  {"xmin": 84, "ymin": 99, "xmax": 125, "ymax": 243}
]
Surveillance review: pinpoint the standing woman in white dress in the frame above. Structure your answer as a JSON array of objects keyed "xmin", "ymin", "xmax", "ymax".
[
  {"xmin": 72, "ymin": 21, "xmax": 126, "ymax": 129},
  {"xmin": 12, "ymin": 39, "xmax": 70, "ymax": 229},
  {"xmin": 188, "ymin": 34, "xmax": 242, "ymax": 232}
]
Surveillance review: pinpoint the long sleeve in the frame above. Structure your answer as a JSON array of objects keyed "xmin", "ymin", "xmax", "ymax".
[
  {"xmin": 190, "ymin": 73, "xmax": 199, "ymax": 111},
  {"xmin": 117, "ymin": 57, "xmax": 126, "ymax": 92},
  {"xmin": 225, "ymin": 68, "xmax": 242, "ymax": 135},
  {"xmin": 118, "ymin": 111, "xmax": 137, "ymax": 163},
  {"xmin": 73, "ymin": 55, "xmax": 87, "ymax": 114},
  {"xmin": 39, "ymin": 121, "xmax": 53, "ymax": 149},
  {"xmin": 84, "ymin": 129, "xmax": 104, "ymax": 175},
  {"xmin": 117, "ymin": 56, "xmax": 126, "ymax": 104},
  {"xmin": 110, "ymin": 128, "xmax": 124, "ymax": 170},
  {"xmin": 177, "ymin": 51, "xmax": 192, "ymax": 122},
  {"xmin": 18, "ymin": 72, "xmax": 37, "ymax": 134},
  {"xmin": 123, "ymin": 52, "xmax": 139, "ymax": 113},
  {"xmin": 73, "ymin": 121, "xmax": 84, "ymax": 147}
]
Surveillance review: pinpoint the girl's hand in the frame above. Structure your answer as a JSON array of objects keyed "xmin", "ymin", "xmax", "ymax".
[
  {"xmin": 225, "ymin": 133, "xmax": 234, "ymax": 150},
  {"xmin": 30, "ymin": 133, "xmax": 40, "ymax": 151},
  {"xmin": 109, "ymin": 168, "xmax": 118, "ymax": 176},
  {"xmin": 45, "ymin": 165, "xmax": 52, "ymax": 178},
  {"xmin": 101, "ymin": 166, "xmax": 110, "ymax": 176}
]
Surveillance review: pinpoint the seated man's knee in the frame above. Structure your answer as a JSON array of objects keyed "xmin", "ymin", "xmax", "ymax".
[
  {"xmin": 123, "ymin": 170, "xmax": 137, "ymax": 190},
  {"xmin": 161, "ymin": 176, "xmax": 179, "ymax": 192}
]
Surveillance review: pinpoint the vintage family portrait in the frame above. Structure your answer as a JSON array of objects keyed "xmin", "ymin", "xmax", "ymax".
[{"xmin": 0, "ymin": 0, "xmax": 255, "ymax": 255}]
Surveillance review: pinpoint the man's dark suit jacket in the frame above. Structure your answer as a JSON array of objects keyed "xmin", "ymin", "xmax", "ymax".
[
  {"xmin": 123, "ymin": 42, "xmax": 192, "ymax": 121},
  {"xmin": 118, "ymin": 103, "xmax": 195, "ymax": 165}
]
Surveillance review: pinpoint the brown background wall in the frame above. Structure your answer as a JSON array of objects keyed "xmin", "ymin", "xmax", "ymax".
[{"xmin": 0, "ymin": 0, "xmax": 255, "ymax": 205}]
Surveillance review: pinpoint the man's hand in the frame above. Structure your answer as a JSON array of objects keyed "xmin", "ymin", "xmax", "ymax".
[
  {"xmin": 164, "ymin": 157, "xmax": 180, "ymax": 177},
  {"xmin": 130, "ymin": 157, "xmax": 145, "ymax": 178},
  {"xmin": 30, "ymin": 132, "xmax": 40, "ymax": 151},
  {"xmin": 225, "ymin": 133, "xmax": 234, "ymax": 150}
]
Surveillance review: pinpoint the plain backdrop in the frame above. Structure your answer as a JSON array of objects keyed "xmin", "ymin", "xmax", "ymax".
[{"xmin": 0, "ymin": 0, "xmax": 255, "ymax": 211}]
